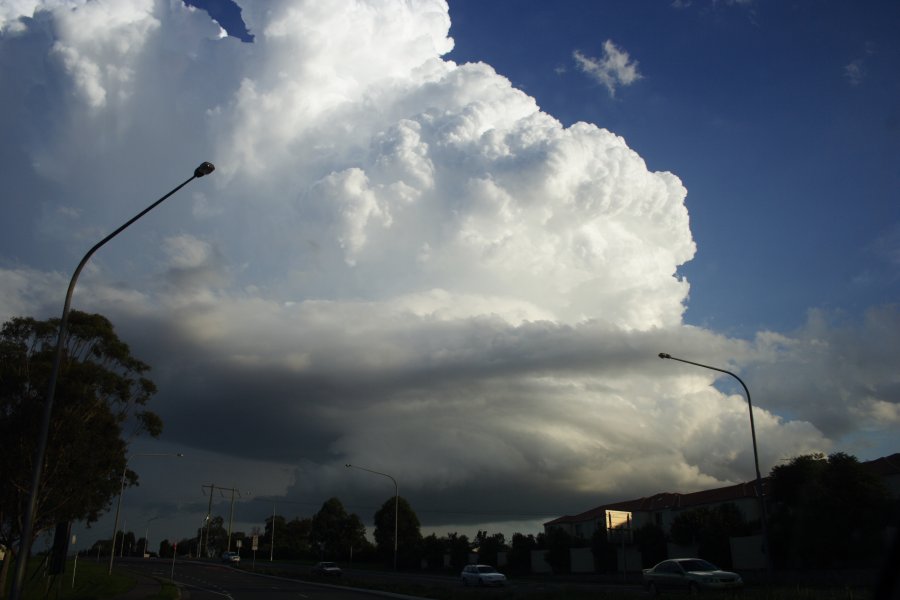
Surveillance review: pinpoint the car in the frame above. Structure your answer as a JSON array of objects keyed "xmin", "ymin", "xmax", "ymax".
[
  {"xmin": 312, "ymin": 561, "xmax": 342, "ymax": 576},
  {"xmin": 460, "ymin": 564, "xmax": 507, "ymax": 586},
  {"xmin": 220, "ymin": 551, "xmax": 240, "ymax": 564},
  {"xmin": 642, "ymin": 558, "xmax": 742, "ymax": 595}
]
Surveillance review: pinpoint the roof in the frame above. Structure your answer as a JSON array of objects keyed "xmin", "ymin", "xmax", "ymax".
[
  {"xmin": 545, "ymin": 452, "xmax": 897, "ymax": 527},
  {"xmin": 545, "ymin": 480, "xmax": 767, "ymax": 527}
]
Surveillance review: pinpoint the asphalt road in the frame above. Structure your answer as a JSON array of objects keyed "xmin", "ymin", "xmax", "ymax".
[{"xmin": 121, "ymin": 558, "xmax": 421, "ymax": 600}]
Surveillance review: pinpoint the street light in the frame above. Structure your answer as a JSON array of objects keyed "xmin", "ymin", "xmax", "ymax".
[
  {"xmin": 345, "ymin": 464, "xmax": 398, "ymax": 570},
  {"xmin": 10, "ymin": 162, "xmax": 214, "ymax": 600},
  {"xmin": 109, "ymin": 453, "xmax": 184, "ymax": 574},
  {"xmin": 658, "ymin": 352, "xmax": 773, "ymax": 578}
]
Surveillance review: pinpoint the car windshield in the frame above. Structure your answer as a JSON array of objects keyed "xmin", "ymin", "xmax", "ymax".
[
  {"xmin": 477, "ymin": 566, "xmax": 497, "ymax": 573},
  {"xmin": 679, "ymin": 559, "xmax": 718, "ymax": 572}
]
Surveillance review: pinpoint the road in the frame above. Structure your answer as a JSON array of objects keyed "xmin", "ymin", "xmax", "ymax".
[
  {"xmin": 119, "ymin": 557, "xmax": 645, "ymax": 599},
  {"xmin": 121, "ymin": 558, "xmax": 418, "ymax": 600}
]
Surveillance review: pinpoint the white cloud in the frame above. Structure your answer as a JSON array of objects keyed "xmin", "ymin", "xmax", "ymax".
[
  {"xmin": 574, "ymin": 40, "xmax": 643, "ymax": 98},
  {"xmin": 844, "ymin": 59, "xmax": 865, "ymax": 86}
]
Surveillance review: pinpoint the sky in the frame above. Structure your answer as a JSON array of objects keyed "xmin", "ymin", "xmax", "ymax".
[{"xmin": 1, "ymin": 0, "xmax": 898, "ymax": 553}]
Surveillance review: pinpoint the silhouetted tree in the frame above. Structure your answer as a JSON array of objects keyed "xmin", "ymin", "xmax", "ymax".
[
  {"xmin": 591, "ymin": 525, "xmax": 618, "ymax": 572},
  {"xmin": 473, "ymin": 530, "xmax": 507, "ymax": 567},
  {"xmin": 445, "ymin": 533, "xmax": 471, "ymax": 569},
  {"xmin": 0, "ymin": 312, "xmax": 162, "ymax": 591},
  {"xmin": 373, "ymin": 496, "xmax": 422, "ymax": 568},
  {"xmin": 670, "ymin": 503, "xmax": 748, "ymax": 568},
  {"xmin": 634, "ymin": 523, "xmax": 667, "ymax": 568},
  {"xmin": 542, "ymin": 527, "xmax": 574, "ymax": 574},
  {"xmin": 310, "ymin": 498, "xmax": 365, "ymax": 561},
  {"xmin": 769, "ymin": 452, "xmax": 890, "ymax": 568},
  {"xmin": 507, "ymin": 533, "xmax": 536, "ymax": 574}
]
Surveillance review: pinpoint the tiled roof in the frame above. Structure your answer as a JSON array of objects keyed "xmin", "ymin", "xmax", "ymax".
[{"xmin": 545, "ymin": 452, "xmax": 896, "ymax": 527}]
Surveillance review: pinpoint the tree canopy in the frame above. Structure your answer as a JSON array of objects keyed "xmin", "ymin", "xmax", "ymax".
[
  {"xmin": 373, "ymin": 496, "xmax": 422, "ymax": 568},
  {"xmin": 769, "ymin": 452, "xmax": 890, "ymax": 568},
  {"xmin": 309, "ymin": 497, "xmax": 366, "ymax": 560},
  {"xmin": 0, "ymin": 311, "xmax": 162, "ymax": 568}
]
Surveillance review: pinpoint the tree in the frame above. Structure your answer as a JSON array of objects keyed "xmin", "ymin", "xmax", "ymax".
[
  {"xmin": 634, "ymin": 523, "xmax": 667, "ymax": 568},
  {"xmin": 309, "ymin": 498, "xmax": 366, "ymax": 561},
  {"xmin": 373, "ymin": 496, "xmax": 422, "ymax": 568},
  {"xmin": 669, "ymin": 504, "xmax": 748, "ymax": 568},
  {"xmin": 0, "ymin": 312, "xmax": 161, "ymax": 591},
  {"xmin": 202, "ymin": 516, "xmax": 229, "ymax": 557},
  {"xmin": 541, "ymin": 527, "xmax": 574, "ymax": 574},
  {"xmin": 473, "ymin": 530, "xmax": 507, "ymax": 567},
  {"xmin": 769, "ymin": 452, "xmax": 890, "ymax": 568},
  {"xmin": 590, "ymin": 525, "xmax": 618, "ymax": 572},
  {"xmin": 445, "ymin": 532, "xmax": 471, "ymax": 570},
  {"xmin": 507, "ymin": 533, "xmax": 536, "ymax": 574}
]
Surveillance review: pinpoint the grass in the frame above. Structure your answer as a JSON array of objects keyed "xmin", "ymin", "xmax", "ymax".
[{"xmin": 4, "ymin": 558, "xmax": 136, "ymax": 600}]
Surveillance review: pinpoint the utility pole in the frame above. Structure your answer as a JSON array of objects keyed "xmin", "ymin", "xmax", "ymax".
[{"xmin": 201, "ymin": 484, "xmax": 247, "ymax": 555}]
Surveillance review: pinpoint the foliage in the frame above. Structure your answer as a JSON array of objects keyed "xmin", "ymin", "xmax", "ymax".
[
  {"xmin": 507, "ymin": 532, "xmax": 537, "ymax": 574},
  {"xmin": 541, "ymin": 527, "xmax": 573, "ymax": 573},
  {"xmin": 0, "ymin": 312, "xmax": 161, "ymax": 590},
  {"xmin": 669, "ymin": 503, "xmax": 749, "ymax": 568},
  {"xmin": 199, "ymin": 515, "xmax": 228, "ymax": 557},
  {"xmin": 769, "ymin": 452, "xmax": 890, "ymax": 569},
  {"xmin": 373, "ymin": 496, "xmax": 422, "ymax": 568},
  {"xmin": 473, "ymin": 530, "xmax": 507, "ymax": 567},
  {"xmin": 590, "ymin": 525, "xmax": 618, "ymax": 572},
  {"xmin": 633, "ymin": 523, "xmax": 667, "ymax": 568},
  {"xmin": 310, "ymin": 498, "xmax": 366, "ymax": 561},
  {"xmin": 281, "ymin": 516, "xmax": 313, "ymax": 559},
  {"xmin": 444, "ymin": 532, "xmax": 471, "ymax": 570}
]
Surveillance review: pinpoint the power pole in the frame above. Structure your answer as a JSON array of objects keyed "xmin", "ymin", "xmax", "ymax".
[{"xmin": 201, "ymin": 484, "xmax": 247, "ymax": 555}]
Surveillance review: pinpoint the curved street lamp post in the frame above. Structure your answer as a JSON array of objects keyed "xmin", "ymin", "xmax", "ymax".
[
  {"xmin": 658, "ymin": 352, "xmax": 773, "ymax": 579},
  {"xmin": 345, "ymin": 464, "xmax": 398, "ymax": 570},
  {"xmin": 10, "ymin": 163, "xmax": 215, "ymax": 600}
]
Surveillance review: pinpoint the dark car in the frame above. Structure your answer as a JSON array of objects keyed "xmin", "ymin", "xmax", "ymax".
[
  {"xmin": 312, "ymin": 561, "xmax": 342, "ymax": 576},
  {"xmin": 643, "ymin": 558, "xmax": 742, "ymax": 595}
]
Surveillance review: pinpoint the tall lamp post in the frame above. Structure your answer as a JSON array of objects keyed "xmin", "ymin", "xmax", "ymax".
[
  {"xmin": 109, "ymin": 453, "xmax": 183, "ymax": 574},
  {"xmin": 345, "ymin": 464, "xmax": 398, "ymax": 570},
  {"xmin": 658, "ymin": 352, "xmax": 773, "ymax": 579},
  {"xmin": 10, "ymin": 162, "xmax": 215, "ymax": 600}
]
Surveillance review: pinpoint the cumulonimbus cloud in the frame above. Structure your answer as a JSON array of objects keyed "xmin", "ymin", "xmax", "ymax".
[{"xmin": 0, "ymin": 0, "xmax": 894, "ymax": 535}]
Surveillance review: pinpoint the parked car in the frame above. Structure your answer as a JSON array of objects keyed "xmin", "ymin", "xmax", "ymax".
[
  {"xmin": 643, "ymin": 558, "xmax": 742, "ymax": 595},
  {"xmin": 312, "ymin": 561, "xmax": 342, "ymax": 576},
  {"xmin": 460, "ymin": 564, "xmax": 507, "ymax": 586},
  {"xmin": 220, "ymin": 551, "xmax": 240, "ymax": 564}
]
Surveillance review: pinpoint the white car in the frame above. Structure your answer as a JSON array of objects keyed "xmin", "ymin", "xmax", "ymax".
[
  {"xmin": 312, "ymin": 561, "xmax": 342, "ymax": 576},
  {"xmin": 461, "ymin": 564, "xmax": 507, "ymax": 586},
  {"xmin": 643, "ymin": 558, "xmax": 742, "ymax": 595}
]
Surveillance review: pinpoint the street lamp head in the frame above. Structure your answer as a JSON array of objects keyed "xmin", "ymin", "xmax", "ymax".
[
  {"xmin": 194, "ymin": 162, "xmax": 215, "ymax": 178},
  {"xmin": 658, "ymin": 352, "xmax": 672, "ymax": 359}
]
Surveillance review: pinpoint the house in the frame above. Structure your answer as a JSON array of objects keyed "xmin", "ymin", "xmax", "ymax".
[{"xmin": 544, "ymin": 453, "xmax": 900, "ymax": 539}]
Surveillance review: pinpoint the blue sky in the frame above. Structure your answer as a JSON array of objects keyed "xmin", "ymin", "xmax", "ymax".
[
  {"xmin": 443, "ymin": 1, "xmax": 900, "ymax": 337},
  {"xmin": 1, "ymin": 0, "xmax": 897, "ymax": 548}
]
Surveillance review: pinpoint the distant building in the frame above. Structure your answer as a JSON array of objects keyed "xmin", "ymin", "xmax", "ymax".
[{"xmin": 544, "ymin": 453, "xmax": 900, "ymax": 539}]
